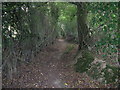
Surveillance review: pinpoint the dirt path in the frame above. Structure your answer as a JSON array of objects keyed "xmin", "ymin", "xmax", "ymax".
[{"xmin": 3, "ymin": 39, "xmax": 102, "ymax": 88}]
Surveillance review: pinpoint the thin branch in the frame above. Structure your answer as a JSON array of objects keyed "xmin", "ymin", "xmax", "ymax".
[{"xmin": 69, "ymin": 2, "xmax": 78, "ymax": 5}]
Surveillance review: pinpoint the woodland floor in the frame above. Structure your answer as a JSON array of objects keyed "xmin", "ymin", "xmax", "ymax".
[{"xmin": 3, "ymin": 39, "xmax": 105, "ymax": 88}]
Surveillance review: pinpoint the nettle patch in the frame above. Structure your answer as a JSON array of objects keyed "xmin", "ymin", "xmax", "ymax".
[{"xmin": 74, "ymin": 50, "xmax": 119, "ymax": 86}]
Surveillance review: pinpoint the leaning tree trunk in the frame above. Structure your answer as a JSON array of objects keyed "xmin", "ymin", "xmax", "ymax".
[{"xmin": 76, "ymin": 3, "xmax": 89, "ymax": 50}]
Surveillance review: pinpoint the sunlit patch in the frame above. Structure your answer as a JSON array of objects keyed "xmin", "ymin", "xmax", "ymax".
[
  {"xmin": 52, "ymin": 86, "xmax": 55, "ymax": 88},
  {"xmin": 64, "ymin": 83, "xmax": 68, "ymax": 86},
  {"xmin": 34, "ymin": 83, "xmax": 38, "ymax": 87},
  {"xmin": 41, "ymin": 73, "xmax": 43, "ymax": 75},
  {"xmin": 58, "ymin": 39, "xmax": 64, "ymax": 42}
]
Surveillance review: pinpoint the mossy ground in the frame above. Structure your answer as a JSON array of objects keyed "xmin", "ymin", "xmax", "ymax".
[{"xmin": 74, "ymin": 50, "xmax": 94, "ymax": 73}]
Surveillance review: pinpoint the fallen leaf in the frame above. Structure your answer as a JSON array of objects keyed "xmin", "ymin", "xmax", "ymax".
[{"xmin": 64, "ymin": 83, "xmax": 68, "ymax": 85}]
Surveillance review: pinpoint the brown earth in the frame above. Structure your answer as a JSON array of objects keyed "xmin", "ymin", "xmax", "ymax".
[{"xmin": 3, "ymin": 39, "xmax": 104, "ymax": 88}]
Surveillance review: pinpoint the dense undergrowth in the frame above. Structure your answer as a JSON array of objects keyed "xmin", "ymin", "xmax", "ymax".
[
  {"xmin": 2, "ymin": 2, "xmax": 119, "ymax": 88},
  {"xmin": 74, "ymin": 50, "xmax": 94, "ymax": 73},
  {"xmin": 74, "ymin": 50, "xmax": 119, "ymax": 87}
]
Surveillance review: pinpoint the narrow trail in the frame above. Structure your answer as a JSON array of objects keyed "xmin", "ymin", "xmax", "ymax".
[{"xmin": 3, "ymin": 39, "xmax": 102, "ymax": 88}]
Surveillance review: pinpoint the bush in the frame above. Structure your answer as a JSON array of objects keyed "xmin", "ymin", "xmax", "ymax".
[
  {"xmin": 74, "ymin": 50, "xmax": 119, "ymax": 87},
  {"xmin": 101, "ymin": 65, "xmax": 119, "ymax": 84},
  {"xmin": 74, "ymin": 50, "xmax": 94, "ymax": 73},
  {"xmin": 87, "ymin": 60, "xmax": 119, "ymax": 86}
]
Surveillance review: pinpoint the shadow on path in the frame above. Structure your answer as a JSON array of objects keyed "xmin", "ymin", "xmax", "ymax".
[{"xmin": 3, "ymin": 39, "xmax": 101, "ymax": 88}]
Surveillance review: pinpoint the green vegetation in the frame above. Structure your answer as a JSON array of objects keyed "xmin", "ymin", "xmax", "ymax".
[
  {"xmin": 74, "ymin": 51, "xmax": 94, "ymax": 73},
  {"xmin": 102, "ymin": 65, "xmax": 119, "ymax": 84},
  {"xmin": 87, "ymin": 62, "xmax": 119, "ymax": 86},
  {"xmin": 2, "ymin": 2, "xmax": 119, "ymax": 87},
  {"xmin": 73, "ymin": 3, "xmax": 118, "ymax": 86},
  {"xmin": 86, "ymin": 2, "xmax": 118, "ymax": 58}
]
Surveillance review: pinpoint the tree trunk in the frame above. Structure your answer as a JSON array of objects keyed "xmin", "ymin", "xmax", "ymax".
[{"xmin": 76, "ymin": 3, "xmax": 89, "ymax": 50}]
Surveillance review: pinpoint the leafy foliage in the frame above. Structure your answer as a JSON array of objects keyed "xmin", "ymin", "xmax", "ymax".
[
  {"xmin": 102, "ymin": 65, "xmax": 119, "ymax": 84},
  {"xmin": 56, "ymin": 3, "xmax": 77, "ymax": 40},
  {"xmin": 75, "ymin": 50, "xmax": 94, "ymax": 73},
  {"xmin": 74, "ymin": 2, "xmax": 118, "ymax": 86},
  {"xmin": 87, "ymin": 60, "xmax": 119, "ymax": 86},
  {"xmin": 2, "ymin": 2, "xmax": 118, "ymax": 87},
  {"xmin": 2, "ymin": 2, "xmax": 58, "ymax": 79},
  {"xmin": 86, "ymin": 2, "xmax": 118, "ymax": 60}
]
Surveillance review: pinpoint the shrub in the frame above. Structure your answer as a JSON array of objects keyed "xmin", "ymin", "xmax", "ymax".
[{"xmin": 74, "ymin": 50, "xmax": 94, "ymax": 73}]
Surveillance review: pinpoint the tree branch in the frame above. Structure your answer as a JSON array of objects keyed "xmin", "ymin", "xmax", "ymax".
[
  {"xmin": 69, "ymin": 2, "xmax": 83, "ymax": 6},
  {"xmin": 69, "ymin": 2, "xmax": 78, "ymax": 5}
]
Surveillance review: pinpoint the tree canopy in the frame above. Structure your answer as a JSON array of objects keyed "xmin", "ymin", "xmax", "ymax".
[{"xmin": 2, "ymin": 2, "xmax": 119, "ymax": 88}]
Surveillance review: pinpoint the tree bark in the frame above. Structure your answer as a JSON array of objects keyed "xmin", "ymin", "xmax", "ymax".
[{"xmin": 76, "ymin": 2, "xmax": 89, "ymax": 50}]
